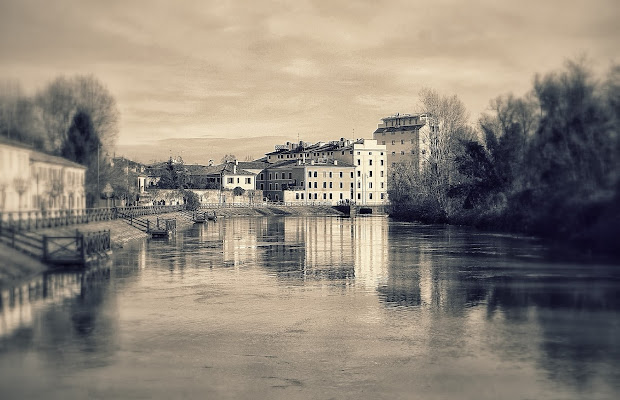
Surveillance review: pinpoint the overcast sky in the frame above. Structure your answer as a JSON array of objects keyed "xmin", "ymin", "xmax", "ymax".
[{"xmin": 1, "ymin": 0, "xmax": 618, "ymax": 147}]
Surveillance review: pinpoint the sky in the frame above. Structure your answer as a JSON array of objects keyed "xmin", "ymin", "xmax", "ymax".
[{"xmin": 1, "ymin": 0, "xmax": 618, "ymax": 160}]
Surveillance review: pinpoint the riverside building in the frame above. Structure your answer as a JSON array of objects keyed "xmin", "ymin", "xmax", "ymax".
[
  {"xmin": 264, "ymin": 138, "xmax": 387, "ymax": 205},
  {"xmin": 373, "ymin": 113, "xmax": 436, "ymax": 169}
]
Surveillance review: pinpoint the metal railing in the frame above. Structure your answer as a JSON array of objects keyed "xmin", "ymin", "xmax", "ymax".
[{"xmin": 0, "ymin": 205, "xmax": 185, "ymax": 232}]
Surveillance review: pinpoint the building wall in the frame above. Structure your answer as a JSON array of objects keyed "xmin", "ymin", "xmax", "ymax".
[
  {"xmin": 221, "ymin": 174, "xmax": 255, "ymax": 191},
  {"xmin": 373, "ymin": 114, "xmax": 434, "ymax": 170},
  {"xmin": 258, "ymin": 162, "xmax": 355, "ymax": 205},
  {"xmin": 0, "ymin": 143, "xmax": 30, "ymax": 211},
  {"xmin": 30, "ymin": 161, "xmax": 86, "ymax": 211},
  {"xmin": 332, "ymin": 140, "xmax": 388, "ymax": 205},
  {"xmin": 0, "ymin": 142, "xmax": 86, "ymax": 212}
]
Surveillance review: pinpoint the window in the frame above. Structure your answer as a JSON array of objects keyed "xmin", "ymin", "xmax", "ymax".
[
  {"xmin": 357, "ymin": 151, "xmax": 360, "ymax": 155},
  {"xmin": 314, "ymin": 182, "xmax": 317, "ymax": 188},
  {"xmin": 369, "ymin": 171, "xmax": 373, "ymax": 177},
  {"xmin": 369, "ymin": 160, "xmax": 373, "ymax": 166},
  {"xmin": 314, "ymin": 171, "xmax": 317, "ymax": 177},
  {"xmin": 380, "ymin": 160, "xmax": 384, "ymax": 166},
  {"xmin": 301, "ymin": 193, "xmax": 304, "ymax": 199},
  {"xmin": 357, "ymin": 159, "xmax": 361, "ymax": 166},
  {"xmin": 275, "ymin": 183, "xmax": 278, "ymax": 189},
  {"xmin": 269, "ymin": 183, "xmax": 273, "ymax": 190},
  {"xmin": 357, "ymin": 171, "xmax": 361, "ymax": 177},
  {"xmin": 308, "ymin": 182, "xmax": 312, "ymax": 188},
  {"xmin": 296, "ymin": 193, "xmax": 299, "ymax": 199},
  {"xmin": 323, "ymin": 182, "xmax": 327, "ymax": 188},
  {"xmin": 323, "ymin": 193, "xmax": 327, "ymax": 199},
  {"xmin": 391, "ymin": 151, "xmax": 395, "ymax": 155},
  {"xmin": 314, "ymin": 193, "xmax": 318, "ymax": 199},
  {"xmin": 288, "ymin": 172, "xmax": 292, "ymax": 179},
  {"xmin": 339, "ymin": 193, "xmax": 343, "ymax": 199},
  {"xmin": 260, "ymin": 173, "xmax": 264, "ymax": 180},
  {"xmin": 308, "ymin": 171, "xmax": 312, "ymax": 178},
  {"xmin": 357, "ymin": 193, "xmax": 361, "ymax": 200},
  {"xmin": 369, "ymin": 152, "xmax": 372, "ymax": 155},
  {"xmin": 381, "ymin": 182, "xmax": 384, "ymax": 188},
  {"xmin": 401, "ymin": 140, "xmax": 404, "ymax": 144},
  {"xmin": 391, "ymin": 140, "xmax": 395, "ymax": 145},
  {"xmin": 260, "ymin": 183, "xmax": 264, "ymax": 190},
  {"xmin": 380, "ymin": 171, "xmax": 384, "ymax": 177},
  {"xmin": 227, "ymin": 178, "xmax": 233, "ymax": 184},
  {"xmin": 380, "ymin": 152, "xmax": 384, "ymax": 155},
  {"xmin": 381, "ymin": 193, "xmax": 385, "ymax": 199},
  {"xmin": 369, "ymin": 182, "xmax": 373, "ymax": 188},
  {"xmin": 400, "ymin": 151, "xmax": 405, "ymax": 155},
  {"xmin": 329, "ymin": 182, "xmax": 333, "ymax": 188},
  {"xmin": 339, "ymin": 182, "xmax": 343, "ymax": 188},
  {"xmin": 369, "ymin": 193, "xmax": 373, "ymax": 200},
  {"xmin": 269, "ymin": 173, "xmax": 272, "ymax": 180},
  {"xmin": 245, "ymin": 178, "xmax": 251, "ymax": 184},
  {"xmin": 329, "ymin": 172, "xmax": 332, "ymax": 178},
  {"xmin": 329, "ymin": 193, "xmax": 333, "ymax": 199},
  {"xmin": 382, "ymin": 141, "xmax": 385, "ymax": 145},
  {"xmin": 237, "ymin": 178, "xmax": 240, "ymax": 184},
  {"xmin": 350, "ymin": 172, "xmax": 354, "ymax": 178},
  {"xmin": 357, "ymin": 182, "xmax": 361, "ymax": 188},
  {"xmin": 339, "ymin": 172, "xmax": 343, "ymax": 178}
]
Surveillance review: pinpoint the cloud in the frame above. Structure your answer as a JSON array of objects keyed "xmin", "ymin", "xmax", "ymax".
[{"xmin": 0, "ymin": 0, "xmax": 618, "ymax": 150}]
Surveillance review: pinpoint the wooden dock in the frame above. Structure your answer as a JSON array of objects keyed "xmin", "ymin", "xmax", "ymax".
[
  {"xmin": 148, "ymin": 218, "xmax": 176, "ymax": 238},
  {"xmin": 42, "ymin": 230, "xmax": 112, "ymax": 266}
]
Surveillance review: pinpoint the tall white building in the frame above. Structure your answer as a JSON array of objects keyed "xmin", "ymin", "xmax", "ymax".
[{"xmin": 265, "ymin": 138, "xmax": 387, "ymax": 205}]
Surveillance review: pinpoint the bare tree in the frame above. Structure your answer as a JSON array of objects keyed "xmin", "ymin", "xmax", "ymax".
[
  {"xmin": 221, "ymin": 154, "xmax": 236, "ymax": 163},
  {"xmin": 418, "ymin": 88, "xmax": 469, "ymax": 214}
]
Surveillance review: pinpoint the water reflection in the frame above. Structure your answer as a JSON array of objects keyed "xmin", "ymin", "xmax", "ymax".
[
  {"xmin": 0, "ymin": 217, "xmax": 618, "ymax": 399},
  {"xmin": 0, "ymin": 264, "xmax": 117, "ymax": 370}
]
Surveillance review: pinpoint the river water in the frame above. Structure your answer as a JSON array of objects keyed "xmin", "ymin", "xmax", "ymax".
[{"xmin": 1, "ymin": 216, "xmax": 619, "ymax": 399}]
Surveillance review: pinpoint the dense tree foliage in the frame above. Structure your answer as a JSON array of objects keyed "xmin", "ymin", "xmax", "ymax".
[
  {"xmin": 0, "ymin": 75, "xmax": 119, "ymax": 207},
  {"xmin": 157, "ymin": 159, "xmax": 189, "ymax": 189},
  {"xmin": 391, "ymin": 59, "xmax": 620, "ymax": 255},
  {"xmin": 184, "ymin": 190, "xmax": 200, "ymax": 211}
]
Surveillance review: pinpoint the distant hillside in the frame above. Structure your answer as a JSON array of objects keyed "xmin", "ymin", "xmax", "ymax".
[{"xmin": 115, "ymin": 135, "xmax": 290, "ymax": 164}]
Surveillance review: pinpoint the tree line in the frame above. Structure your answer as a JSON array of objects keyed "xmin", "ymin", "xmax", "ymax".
[
  {"xmin": 0, "ymin": 75, "xmax": 120, "ymax": 207},
  {"xmin": 388, "ymin": 59, "xmax": 619, "ymax": 255}
]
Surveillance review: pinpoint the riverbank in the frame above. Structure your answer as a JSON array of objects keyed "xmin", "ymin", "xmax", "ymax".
[{"xmin": 0, "ymin": 206, "xmax": 346, "ymax": 288}]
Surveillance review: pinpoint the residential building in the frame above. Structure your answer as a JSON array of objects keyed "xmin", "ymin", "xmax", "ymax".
[
  {"xmin": 0, "ymin": 137, "xmax": 86, "ymax": 212},
  {"xmin": 265, "ymin": 138, "xmax": 387, "ymax": 205},
  {"xmin": 257, "ymin": 159, "xmax": 355, "ymax": 204},
  {"xmin": 372, "ymin": 113, "xmax": 436, "ymax": 169}
]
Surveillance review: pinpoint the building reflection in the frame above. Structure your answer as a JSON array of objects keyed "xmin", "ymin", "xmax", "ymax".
[
  {"xmin": 0, "ymin": 264, "xmax": 118, "ymax": 369},
  {"xmin": 252, "ymin": 216, "xmax": 388, "ymax": 286}
]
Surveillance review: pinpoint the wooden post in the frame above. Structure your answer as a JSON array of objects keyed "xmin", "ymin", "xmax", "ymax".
[
  {"xmin": 80, "ymin": 233, "xmax": 86, "ymax": 262},
  {"xmin": 42, "ymin": 236, "xmax": 48, "ymax": 261}
]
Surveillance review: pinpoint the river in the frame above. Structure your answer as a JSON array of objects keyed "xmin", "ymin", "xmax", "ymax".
[{"xmin": 1, "ymin": 216, "xmax": 619, "ymax": 399}]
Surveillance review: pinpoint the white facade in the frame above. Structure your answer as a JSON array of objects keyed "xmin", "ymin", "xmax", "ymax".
[
  {"xmin": 332, "ymin": 139, "xmax": 388, "ymax": 205},
  {"xmin": 0, "ymin": 139, "xmax": 86, "ymax": 212}
]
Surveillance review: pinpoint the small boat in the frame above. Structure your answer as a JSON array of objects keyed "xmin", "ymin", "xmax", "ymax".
[
  {"xmin": 206, "ymin": 211, "xmax": 217, "ymax": 221},
  {"xmin": 193, "ymin": 212, "xmax": 208, "ymax": 223}
]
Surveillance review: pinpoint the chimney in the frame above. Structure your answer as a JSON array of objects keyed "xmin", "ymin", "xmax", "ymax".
[
  {"xmin": 310, "ymin": 160, "xmax": 315, "ymax": 165},
  {"xmin": 334, "ymin": 160, "xmax": 338, "ymax": 165}
]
